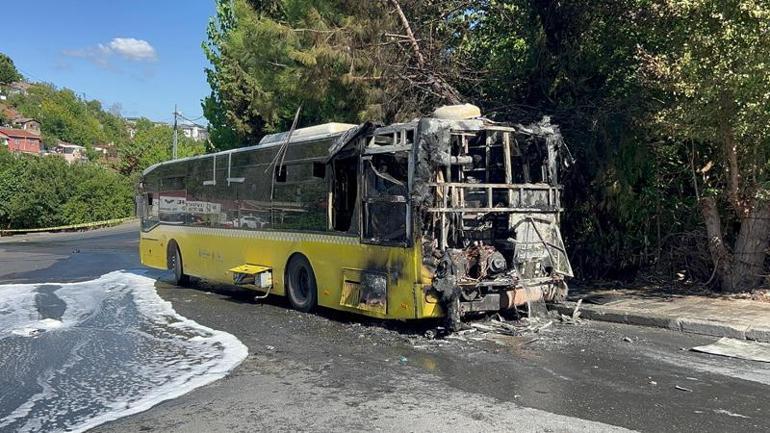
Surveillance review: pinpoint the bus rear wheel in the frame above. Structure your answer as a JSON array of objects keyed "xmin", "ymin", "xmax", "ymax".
[
  {"xmin": 169, "ymin": 243, "xmax": 190, "ymax": 286},
  {"xmin": 285, "ymin": 255, "xmax": 317, "ymax": 312}
]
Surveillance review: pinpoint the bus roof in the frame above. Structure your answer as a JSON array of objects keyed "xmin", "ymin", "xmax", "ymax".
[
  {"xmin": 142, "ymin": 122, "xmax": 357, "ymax": 176},
  {"xmin": 258, "ymin": 122, "xmax": 357, "ymax": 147}
]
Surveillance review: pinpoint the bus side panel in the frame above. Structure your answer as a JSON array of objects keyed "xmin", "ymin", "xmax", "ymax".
[
  {"xmin": 140, "ymin": 225, "xmax": 447, "ymax": 320},
  {"xmin": 139, "ymin": 235, "xmax": 167, "ymax": 270},
  {"xmin": 306, "ymin": 241, "xmax": 419, "ymax": 320}
]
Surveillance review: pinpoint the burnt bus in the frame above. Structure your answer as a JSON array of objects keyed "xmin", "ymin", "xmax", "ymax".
[{"xmin": 139, "ymin": 104, "xmax": 572, "ymax": 328}]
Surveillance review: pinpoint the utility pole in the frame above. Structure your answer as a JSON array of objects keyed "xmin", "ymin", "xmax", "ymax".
[{"xmin": 172, "ymin": 104, "xmax": 178, "ymax": 160}]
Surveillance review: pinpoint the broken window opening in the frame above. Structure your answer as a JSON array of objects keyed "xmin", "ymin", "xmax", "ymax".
[
  {"xmin": 332, "ymin": 156, "xmax": 358, "ymax": 232},
  {"xmin": 363, "ymin": 152, "xmax": 409, "ymax": 245},
  {"xmin": 512, "ymin": 137, "xmax": 548, "ymax": 184}
]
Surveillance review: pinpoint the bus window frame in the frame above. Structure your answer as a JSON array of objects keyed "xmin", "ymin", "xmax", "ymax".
[
  {"xmin": 359, "ymin": 128, "xmax": 415, "ymax": 247},
  {"xmin": 139, "ymin": 191, "xmax": 160, "ymax": 232},
  {"xmin": 202, "ymin": 154, "xmax": 217, "ymax": 186}
]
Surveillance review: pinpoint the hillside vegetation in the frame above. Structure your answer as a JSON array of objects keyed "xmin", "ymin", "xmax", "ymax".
[{"xmin": 0, "ymin": 56, "xmax": 205, "ymax": 230}]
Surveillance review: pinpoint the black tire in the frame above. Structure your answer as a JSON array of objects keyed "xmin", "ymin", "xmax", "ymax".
[
  {"xmin": 169, "ymin": 243, "xmax": 190, "ymax": 286},
  {"xmin": 285, "ymin": 255, "xmax": 317, "ymax": 312}
]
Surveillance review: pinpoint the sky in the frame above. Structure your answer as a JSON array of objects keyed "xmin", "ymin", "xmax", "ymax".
[{"xmin": 1, "ymin": 0, "xmax": 216, "ymax": 123}]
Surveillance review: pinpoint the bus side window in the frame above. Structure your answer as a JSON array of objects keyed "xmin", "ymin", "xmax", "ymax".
[
  {"xmin": 141, "ymin": 192, "xmax": 159, "ymax": 231},
  {"xmin": 362, "ymin": 152, "xmax": 409, "ymax": 244}
]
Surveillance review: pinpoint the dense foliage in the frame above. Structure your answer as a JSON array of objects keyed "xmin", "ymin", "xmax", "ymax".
[
  {"xmin": 0, "ymin": 150, "xmax": 134, "ymax": 229},
  {"xmin": 116, "ymin": 118, "xmax": 205, "ymax": 177},
  {"xmin": 0, "ymin": 65, "xmax": 205, "ymax": 230},
  {"xmin": 204, "ymin": 0, "xmax": 770, "ymax": 291},
  {"xmin": 637, "ymin": 1, "xmax": 770, "ymax": 291},
  {"xmin": 0, "ymin": 53, "xmax": 22, "ymax": 84}
]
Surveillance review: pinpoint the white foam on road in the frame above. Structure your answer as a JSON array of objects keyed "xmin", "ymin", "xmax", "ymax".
[
  {"xmin": 0, "ymin": 271, "xmax": 248, "ymax": 433},
  {"xmin": 10, "ymin": 318, "xmax": 64, "ymax": 337},
  {"xmin": 0, "ymin": 282, "xmax": 40, "ymax": 337}
]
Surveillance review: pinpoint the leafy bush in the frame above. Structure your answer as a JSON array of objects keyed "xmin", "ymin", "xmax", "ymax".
[{"xmin": 0, "ymin": 150, "xmax": 134, "ymax": 229}]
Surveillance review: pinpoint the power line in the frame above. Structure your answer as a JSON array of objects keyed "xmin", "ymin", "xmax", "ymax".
[
  {"xmin": 177, "ymin": 113, "xmax": 208, "ymax": 129},
  {"xmin": 184, "ymin": 113, "xmax": 206, "ymax": 122}
]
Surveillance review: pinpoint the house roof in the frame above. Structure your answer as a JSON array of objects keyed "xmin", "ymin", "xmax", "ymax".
[
  {"xmin": 14, "ymin": 117, "xmax": 39, "ymax": 124},
  {"xmin": 56, "ymin": 142, "xmax": 84, "ymax": 149},
  {"xmin": 0, "ymin": 128, "xmax": 42, "ymax": 139}
]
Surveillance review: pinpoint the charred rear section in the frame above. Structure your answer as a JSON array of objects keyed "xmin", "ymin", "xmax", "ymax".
[{"xmin": 412, "ymin": 110, "xmax": 573, "ymax": 328}]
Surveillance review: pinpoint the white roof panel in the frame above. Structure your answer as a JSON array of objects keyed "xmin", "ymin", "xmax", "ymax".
[{"xmin": 258, "ymin": 122, "xmax": 357, "ymax": 147}]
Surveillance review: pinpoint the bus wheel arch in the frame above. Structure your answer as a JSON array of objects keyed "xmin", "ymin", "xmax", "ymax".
[
  {"xmin": 284, "ymin": 253, "xmax": 318, "ymax": 312},
  {"xmin": 167, "ymin": 239, "xmax": 190, "ymax": 286}
]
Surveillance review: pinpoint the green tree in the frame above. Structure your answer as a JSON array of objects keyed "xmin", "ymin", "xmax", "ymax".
[
  {"xmin": 202, "ymin": 0, "xmax": 243, "ymax": 149},
  {"xmin": 203, "ymin": 0, "xmax": 371, "ymax": 147},
  {"xmin": 61, "ymin": 163, "xmax": 134, "ymax": 224},
  {"xmin": 202, "ymin": 0, "xmax": 467, "ymax": 149},
  {"xmin": 0, "ymin": 150, "xmax": 135, "ymax": 229},
  {"xmin": 0, "ymin": 53, "xmax": 22, "ymax": 84},
  {"xmin": 1, "ymin": 154, "xmax": 74, "ymax": 228},
  {"xmin": 117, "ymin": 119, "xmax": 205, "ymax": 176},
  {"xmin": 640, "ymin": 0, "xmax": 770, "ymax": 291}
]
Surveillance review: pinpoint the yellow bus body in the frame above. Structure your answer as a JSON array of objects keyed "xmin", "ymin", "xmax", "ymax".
[{"xmin": 140, "ymin": 224, "xmax": 442, "ymax": 320}]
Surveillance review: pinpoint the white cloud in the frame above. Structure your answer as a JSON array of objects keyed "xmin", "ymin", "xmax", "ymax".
[
  {"xmin": 63, "ymin": 37, "xmax": 157, "ymax": 68},
  {"xmin": 106, "ymin": 38, "xmax": 157, "ymax": 61}
]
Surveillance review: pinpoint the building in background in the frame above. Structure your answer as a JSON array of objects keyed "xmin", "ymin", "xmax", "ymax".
[
  {"xmin": 51, "ymin": 142, "xmax": 87, "ymax": 163},
  {"xmin": 12, "ymin": 117, "xmax": 41, "ymax": 134},
  {"xmin": 125, "ymin": 117, "xmax": 172, "ymax": 139},
  {"xmin": 0, "ymin": 128, "xmax": 42, "ymax": 155},
  {"xmin": 179, "ymin": 123, "xmax": 209, "ymax": 142}
]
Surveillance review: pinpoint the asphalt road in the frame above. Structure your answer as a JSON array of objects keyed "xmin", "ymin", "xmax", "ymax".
[{"xmin": 1, "ymin": 223, "xmax": 768, "ymax": 432}]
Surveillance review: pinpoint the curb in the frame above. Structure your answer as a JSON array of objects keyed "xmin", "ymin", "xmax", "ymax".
[
  {"xmin": 0, "ymin": 217, "xmax": 136, "ymax": 237},
  {"xmin": 553, "ymin": 302, "xmax": 770, "ymax": 343}
]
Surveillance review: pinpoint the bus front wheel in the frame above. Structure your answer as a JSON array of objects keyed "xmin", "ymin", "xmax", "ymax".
[
  {"xmin": 168, "ymin": 242, "xmax": 190, "ymax": 286},
  {"xmin": 285, "ymin": 255, "xmax": 317, "ymax": 312}
]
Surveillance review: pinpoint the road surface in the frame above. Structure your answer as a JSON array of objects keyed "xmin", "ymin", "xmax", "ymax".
[{"xmin": 1, "ymin": 223, "xmax": 768, "ymax": 432}]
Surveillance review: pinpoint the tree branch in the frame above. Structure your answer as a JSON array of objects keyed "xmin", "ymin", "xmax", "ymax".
[
  {"xmin": 384, "ymin": 0, "xmax": 463, "ymax": 104},
  {"xmin": 385, "ymin": 0, "xmax": 426, "ymax": 68}
]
